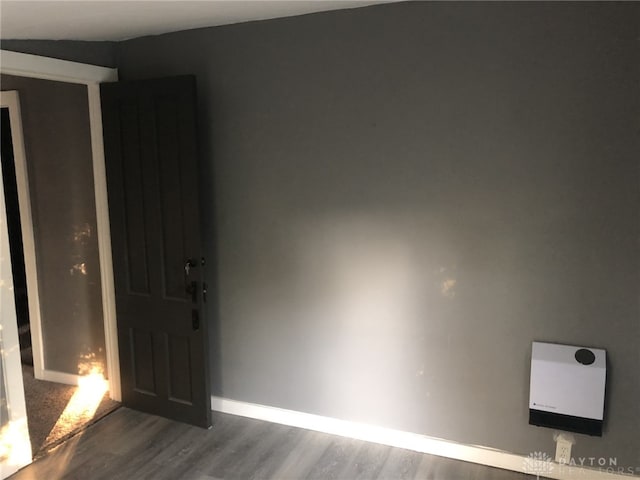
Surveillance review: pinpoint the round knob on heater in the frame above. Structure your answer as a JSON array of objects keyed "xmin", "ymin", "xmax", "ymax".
[{"xmin": 575, "ymin": 348, "xmax": 596, "ymax": 365}]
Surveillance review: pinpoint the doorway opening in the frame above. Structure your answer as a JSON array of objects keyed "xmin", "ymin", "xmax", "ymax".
[
  {"xmin": 1, "ymin": 103, "xmax": 118, "ymax": 459},
  {"xmin": 0, "ymin": 52, "xmax": 119, "ymax": 477}
]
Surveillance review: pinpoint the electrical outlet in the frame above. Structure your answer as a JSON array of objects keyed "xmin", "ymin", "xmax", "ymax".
[{"xmin": 555, "ymin": 437, "xmax": 572, "ymax": 464}]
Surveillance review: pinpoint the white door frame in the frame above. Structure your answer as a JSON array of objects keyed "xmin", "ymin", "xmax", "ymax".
[{"xmin": 0, "ymin": 50, "xmax": 121, "ymax": 401}]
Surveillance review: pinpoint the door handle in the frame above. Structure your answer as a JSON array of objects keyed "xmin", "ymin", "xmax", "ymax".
[
  {"xmin": 184, "ymin": 257, "xmax": 206, "ymax": 276},
  {"xmin": 184, "ymin": 258, "xmax": 197, "ymax": 276}
]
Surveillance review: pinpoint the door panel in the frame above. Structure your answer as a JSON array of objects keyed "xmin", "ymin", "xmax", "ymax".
[{"xmin": 101, "ymin": 76, "xmax": 210, "ymax": 427}]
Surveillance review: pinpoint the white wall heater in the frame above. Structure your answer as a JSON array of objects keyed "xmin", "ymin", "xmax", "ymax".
[{"xmin": 529, "ymin": 341, "xmax": 606, "ymax": 436}]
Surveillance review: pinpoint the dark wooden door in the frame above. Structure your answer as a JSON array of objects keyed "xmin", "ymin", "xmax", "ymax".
[{"xmin": 101, "ymin": 76, "xmax": 211, "ymax": 427}]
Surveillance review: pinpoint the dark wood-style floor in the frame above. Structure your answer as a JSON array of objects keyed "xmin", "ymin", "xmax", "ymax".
[{"xmin": 10, "ymin": 407, "xmax": 535, "ymax": 479}]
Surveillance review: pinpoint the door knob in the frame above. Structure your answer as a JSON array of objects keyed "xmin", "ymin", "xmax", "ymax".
[
  {"xmin": 184, "ymin": 258, "xmax": 197, "ymax": 276},
  {"xmin": 184, "ymin": 257, "xmax": 205, "ymax": 276}
]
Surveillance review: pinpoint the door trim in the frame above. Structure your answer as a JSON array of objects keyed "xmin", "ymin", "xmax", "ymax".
[{"xmin": 0, "ymin": 50, "xmax": 121, "ymax": 401}]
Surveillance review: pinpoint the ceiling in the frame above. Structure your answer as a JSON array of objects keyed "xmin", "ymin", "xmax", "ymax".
[{"xmin": 0, "ymin": 1, "xmax": 395, "ymax": 41}]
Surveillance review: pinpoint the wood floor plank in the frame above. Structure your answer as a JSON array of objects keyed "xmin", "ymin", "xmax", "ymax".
[
  {"xmin": 107, "ymin": 411, "xmax": 173, "ymax": 456},
  {"xmin": 171, "ymin": 415, "xmax": 272, "ymax": 479},
  {"xmin": 202, "ymin": 419, "xmax": 276, "ymax": 479},
  {"xmin": 234, "ymin": 424, "xmax": 304, "ymax": 479},
  {"xmin": 415, "ymin": 453, "xmax": 494, "ymax": 480},
  {"xmin": 9, "ymin": 408, "xmax": 538, "ymax": 480},
  {"xmin": 340, "ymin": 441, "xmax": 391, "ymax": 480},
  {"xmin": 268, "ymin": 429, "xmax": 334, "ymax": 479},
  {"xmin": 116, "ymin": 419, "xmax": 203, "ymax": 472},
  {"xmin": 478, "ymin": 464, "xmax": 533, "ymax": 480},
  {"xmin": 304, "ymin": 436, "xmax": 362, "ymax": 480},
  {"xmin": 151, "ymin": 411, "xmax": 243, "ymax": 471},
  {"xmin": 377, "ymin": 447, "xmax": 424, "ymax": 479},
  {"xmin": 195, "ymin": 422, "xmax": 291, "ymax": 479},
  {"xmin": 59, "ymin": 451, "xmax": 120, "ymax": 480}
]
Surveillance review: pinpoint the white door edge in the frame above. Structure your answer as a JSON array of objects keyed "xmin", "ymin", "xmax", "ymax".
[{"xmin": 0, "ymin": 97, "xmax": 32, "ymax": 477}]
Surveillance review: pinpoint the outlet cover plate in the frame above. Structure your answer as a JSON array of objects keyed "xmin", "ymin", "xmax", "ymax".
[{"xmin": 555, "ymin": 437, "xmax": 572, "ymax": 464}]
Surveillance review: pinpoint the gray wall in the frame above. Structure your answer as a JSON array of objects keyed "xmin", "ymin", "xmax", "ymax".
[
  {"xmin": 117, "ymin": 2, "xmax": 640, "ymax": 467},
  {"xmin": 0, "ymin": 40, "xmax": 117, "ymax": 68},
  {"xmin": 1, "ymin": 75, "xmax": 105, "ymax": 376}
]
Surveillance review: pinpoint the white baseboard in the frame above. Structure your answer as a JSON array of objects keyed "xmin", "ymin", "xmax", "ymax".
[
  {"xmin": 41, "ymin": 369, "xmax": 82, "ymax": 386},
  {"xmin": 211, "ymin": 396, "xmax": 636, "ymax": 480}
]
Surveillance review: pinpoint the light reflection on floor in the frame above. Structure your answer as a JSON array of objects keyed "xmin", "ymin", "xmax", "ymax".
[{"xmin": 42, "ymin": 372, "xmax": 107, "ymax": 447}]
